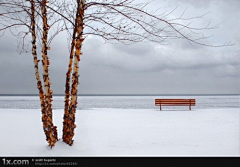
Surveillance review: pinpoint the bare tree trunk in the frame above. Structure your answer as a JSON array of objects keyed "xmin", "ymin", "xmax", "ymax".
[
  {"xmin": 41, "ymin": 0, "xmax": 58, "ymax": 147},
  {"xmin": 63, "ymin": 22, "xmax": 77, "ymax": 141},
  {"xmin": 63, "ymin": 0, "xmax": 85, "ymax": 146},
  {"xmin": 30, "ymin": 0, "xmax": 48, "ymax": 144}
]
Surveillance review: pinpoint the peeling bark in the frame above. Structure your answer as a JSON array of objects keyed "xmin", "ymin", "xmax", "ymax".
[
  {"xmin": 40, "ymin": 0, "xmax": 58, "ymax": 147},
  {"xmin": 63, "ymin": 20, "xmax": 77, "ymax": 139},
  {"xmin": 62, "ymin": 0, "xmax": 85, "ymax": 146},
  {"xmin": 30, "ymin": 0, "xmax": 49, "ymax": 144}
]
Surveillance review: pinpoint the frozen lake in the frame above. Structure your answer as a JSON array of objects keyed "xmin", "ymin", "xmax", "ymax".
[{"xmin": 0, "ymin": 95, "xmax": 239, "ymax": 110}]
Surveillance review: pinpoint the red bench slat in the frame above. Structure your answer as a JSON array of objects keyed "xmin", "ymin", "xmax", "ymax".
[{"xmin": 155, "ymin": 99, "xmax": 196, "ymax": 110}]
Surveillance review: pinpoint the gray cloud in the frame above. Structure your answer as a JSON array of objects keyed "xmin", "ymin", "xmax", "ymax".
[{"xmin": 0, "ymin": 0, "xmax": 239, "ymax": 95}]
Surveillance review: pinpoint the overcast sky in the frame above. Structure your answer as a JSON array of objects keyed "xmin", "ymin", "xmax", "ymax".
[{"xmin": 0, "ymin": 0, "xmax": 239, "ymax": 95}]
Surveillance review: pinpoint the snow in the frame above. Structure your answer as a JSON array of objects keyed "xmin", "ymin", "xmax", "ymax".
[{"xmin": 0, "ymin": 107, "xmax": 239, "ymax": 157}]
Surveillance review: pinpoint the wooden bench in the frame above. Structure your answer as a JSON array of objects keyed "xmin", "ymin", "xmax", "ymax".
[{"xmin": 155, "ymin": 99, "xmax": 195, "ymax": 110}]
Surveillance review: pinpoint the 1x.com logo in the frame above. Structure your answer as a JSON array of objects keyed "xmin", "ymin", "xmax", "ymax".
[{"xmin": 2, "ymin": 158, "xmax": 29, "ymax": 166}]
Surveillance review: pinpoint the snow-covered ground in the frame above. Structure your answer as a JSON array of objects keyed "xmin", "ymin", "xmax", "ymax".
[{"xmin": 0, "ymin": 107, "xmax": 239, "ymax": 156}]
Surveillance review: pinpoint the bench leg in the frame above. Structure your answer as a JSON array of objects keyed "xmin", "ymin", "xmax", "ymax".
[
  {"xmin": 160, "ymin": 105, "xmax": 161, "ymax": 111},
  {"xmin": 189, "ymin": 105, "xmax": 191, "ymax": 110}
]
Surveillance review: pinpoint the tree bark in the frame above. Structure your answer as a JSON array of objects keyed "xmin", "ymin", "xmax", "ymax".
[
  {"xmin": 40, "ymin": 0, "xmax": 58, "ymax": 147},
  {"xmin": 30, "ymin": 0, "xmax": 49, "ymax": 144},
  {"xmin": 63, "ymin": 18, "xmax": 77, "ymax": 141},
  {"xmin": 63, "ymin": 0, "xmax": 85, "ymax": 146}
]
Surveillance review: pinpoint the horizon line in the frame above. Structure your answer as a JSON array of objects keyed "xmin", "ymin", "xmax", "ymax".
[{"xmin": 0, "ymin": 93, "xmax": 239, "ymax": 96}]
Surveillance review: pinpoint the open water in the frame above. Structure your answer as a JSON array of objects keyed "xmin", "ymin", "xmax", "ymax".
[{"xmin": 0, "ymin": 95, "xmax": 239, "ymax": 110}]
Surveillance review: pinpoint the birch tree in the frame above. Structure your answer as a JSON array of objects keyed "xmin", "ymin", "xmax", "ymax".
[
  {"xmin": 0, "ymin": 0, "xmax": 64, "ymax": 147},
  {"xmin": 30, "ymin": 0, "xmax": 58, "ymax": 148}
]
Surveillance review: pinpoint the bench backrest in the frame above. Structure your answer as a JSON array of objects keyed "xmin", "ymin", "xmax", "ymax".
[{"xmin": 155, "ymin": 99, "xmax": 196, "ymax": 106}]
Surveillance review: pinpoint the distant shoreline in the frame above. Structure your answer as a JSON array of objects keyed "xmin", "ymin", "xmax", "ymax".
[{"xmin": 0, "ymin": 94, "xmax": 239, "ymax": 96}]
